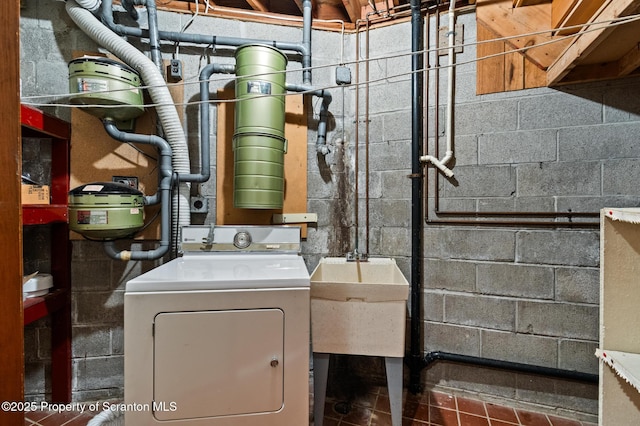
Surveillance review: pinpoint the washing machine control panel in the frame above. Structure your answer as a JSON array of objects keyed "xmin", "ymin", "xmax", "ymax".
[{"xmin": 180, "ymin": 225, "xmax": 301, "ymax": 254}]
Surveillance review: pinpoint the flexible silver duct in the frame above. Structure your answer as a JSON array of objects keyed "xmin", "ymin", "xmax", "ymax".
[{"xmin": 66, "ymin": 0, "xmax": 191, "ymax": 249}]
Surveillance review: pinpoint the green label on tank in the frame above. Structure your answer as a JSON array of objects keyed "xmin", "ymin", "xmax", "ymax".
[{"xmin": 246, "ymin": 81, "xmax": 272, "ymax": 95}]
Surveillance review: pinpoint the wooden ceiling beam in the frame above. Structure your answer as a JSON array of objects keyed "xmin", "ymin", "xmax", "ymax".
[
  {"xmin": 476, "ymin": 0, "xmax": 571, "ymax": 70},
  {"xmin": 547, "ymin": 0, "xmax": 640, "ymax": 84},
  {"xmin": 341, "ymin": 0, "xmax": 361, "ymax": 22},
  {"xmin": 245, "ymin": 0, "xmax": 269, "ymax": 13},
  {"xmin": 292, "ymin": 0, "xmax": 303, "ymax": 13}
]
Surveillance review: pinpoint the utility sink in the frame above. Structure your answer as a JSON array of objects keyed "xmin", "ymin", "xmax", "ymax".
[{"xmin": 310, "ymin": 257, "xmax": 409, "ymax": 357}]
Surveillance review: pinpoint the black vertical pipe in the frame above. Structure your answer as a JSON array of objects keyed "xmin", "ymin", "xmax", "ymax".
[{"xmin": 409, "ymin": 0, "xmax": 425, "ymax": 394}]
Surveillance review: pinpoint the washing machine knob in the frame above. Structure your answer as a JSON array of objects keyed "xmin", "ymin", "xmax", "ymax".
[{"xmin": 233, "ymin": 231, "xmax": 252, "ymax": 249}]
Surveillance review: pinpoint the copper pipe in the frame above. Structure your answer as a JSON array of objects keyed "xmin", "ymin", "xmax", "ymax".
[
  {"xmin": 422, "ymin": 4, "xmax": 599, "ymax": 228},
  {"xmin": 365, "ymin": 18, "xmax": 371, "ymax": 255}
]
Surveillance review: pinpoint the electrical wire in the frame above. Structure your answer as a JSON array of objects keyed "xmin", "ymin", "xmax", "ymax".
[{"xmin": 20, "ymin": 11, "xmax": 640, "ymax": 110}]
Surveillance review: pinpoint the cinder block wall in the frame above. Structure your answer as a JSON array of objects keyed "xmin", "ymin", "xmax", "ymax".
[{"xmin": 19, "ymin": 2, "xmax": 640, "ymax": 421}]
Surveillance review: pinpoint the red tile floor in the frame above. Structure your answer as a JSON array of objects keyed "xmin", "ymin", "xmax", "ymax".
[
  {"xmin": 318, "ymin": 387, "xmax": 597, "ymax": 426},
  {"xmin": 24, "ymin": 389, "xmax": 596, "ymax": 426}
]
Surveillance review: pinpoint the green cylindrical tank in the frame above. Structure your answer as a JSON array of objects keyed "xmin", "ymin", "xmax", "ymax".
[
  {"xmin": 68, "ymin": 56, "xmax": 144, "ymax": 121},
  {"xmin": 233, "ymin": 44, "xmax": 288, "ymax": 209},
  {"xmin": 68, "ymin": 182, "xmax": 145, "ymax": 240}
]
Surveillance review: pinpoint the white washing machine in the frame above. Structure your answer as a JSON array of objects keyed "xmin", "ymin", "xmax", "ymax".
[{"xmin": 124, "ymin": 226, "xmax": 310, "ymax": 425}]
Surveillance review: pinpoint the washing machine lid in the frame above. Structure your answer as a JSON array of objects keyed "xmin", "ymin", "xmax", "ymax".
[{"xmin": 125, "ymin": 253, "xmax": 310, "ymax": 292}]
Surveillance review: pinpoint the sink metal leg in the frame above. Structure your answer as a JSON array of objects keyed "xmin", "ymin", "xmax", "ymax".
[
  {"xmin": 313, "ymin": 352, "xmax": 330, "ymax": 426},
  {"xmin": 385, "ymin": 356, "xmax": 403, "ymax": 426}
]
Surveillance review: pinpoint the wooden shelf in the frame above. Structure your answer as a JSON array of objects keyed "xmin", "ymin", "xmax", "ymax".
[
  {"xmin": 20, "ymin": 105, "xmax": 72, "ymax": 404},
  {"xmin": 599, "ymin": 208, "xmax": 640, "ymax": 424},
  {"xmin": 23, "ymin": 289, "xmax": 69, "ymax": 326},
  {"xmin": 22, "ymin": 205, "xmax": 68, "ymax": 225}
]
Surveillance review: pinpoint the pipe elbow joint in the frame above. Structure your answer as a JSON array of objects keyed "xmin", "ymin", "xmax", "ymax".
[
  {"xmin": 420, "ymin": 155, "xmax": 454, "ymax": 178},
  {"xmin": 316, "ymin": 144, "xmax": 330, "ymax": 156}
]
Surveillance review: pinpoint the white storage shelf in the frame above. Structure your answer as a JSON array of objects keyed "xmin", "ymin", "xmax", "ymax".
[{"xmin": 599, "ymin": 208, "xmax": 640, "ymax": 426}]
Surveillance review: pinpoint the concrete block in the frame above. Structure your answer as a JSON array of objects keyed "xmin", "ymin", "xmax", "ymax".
[
  {"xmin": 71, "ymin": 388, "xmax": 124, "ymax": 404},
  {"xmin": 517, "ymin": 162, "xmax": 600, "ymax": 197},
  {"xmin": 557, "ymin": 195, "xmax": 640, "ymax": 213},
  {"xmin": 447, "ymin": 134, "xmax": 478, "ymax": 166},
  {"xmin": 431, "ymin": 362, "xmax": 517, "ymax": 401},
  {"xmin": 37, "ymin": 326, "xmax": 51, "ymax": 361},
  {"xmin": 74, "ymin": 356, "xmax": 124, "ymax": 391},
  {"xmin": 516, "ymin": 230, "xmax": 599, "ymax": 267},
  {"xmin": 355, "ymin": 114, "xmax": 385, "ymax": 144},
  {"xmin": 24, "ymin": 362, "xmax": 49, "ymax": 396},
  {"xmin": 477, "ymin": 263, "xmax": 554, "ymax": 299},
  {"xmin": 382, "ymin": 111, "xmax": 412, "ymax": 142},
  {"xmin": 424, "ymin": 228, "xmax": 516, "ymax": 262},
  {"xmin": 424, "ymin": 322, "xmax": 480, "ymax": 356},
  {"xmin": 478, "ymin": 197, "xmax": 516, "ymax": 212},
  {"xmin": 516, "ymin": 301, "xmax": 598, "ymax": 340},
  {"xmin": 559, "ymin": 123, "xmax": 640, "ymax": 161},
  {"xmin": 481, "ymin": 330, "xmax": 557, "ymax": 367},
  {"xmin": 430, "ymin": 196, "xmax": 476, "ymax": 214},
  {"xmin": 603, "ymin": 158, "xmax": 640, "ymax": 196},
  {"xmin": 74, "ymin": 291, "xmax": 124, "ymax": 326},
  {"xmin": 440, "ymin": 165, "xmax": 516, "ymax": 198},
  {"xmin": 356, "ymin": 165, "xmax": 382, "ymax": 198},
  {"xmin": 555, "ymin": 267, "xmax": 599, "ymax": 304},
  {"xmin": 379, "ymin": 226, "xmax": 411, "ymax": 257},
  {"xmin": 602, "ymin": 80, "xmax": 640, "ymax": 123},
  {"xmin": 518, "ymin": 93, "xmax": 602, "ymax": 130},
  {"xmin": 72, "ymin": 240, "xmax": 109, "ymax": 262},
  {"xmin": 423, "ymin": 291, "xmax": 444, "ymax": 322},
  {"xmin": 70, "ymin": 325, "xmax": 110, "ymax": 359},
  {"xmin": 112, "ymin": 326, "xmax": 124, "ymax": 355},
  {"xmin": 516, "ymin": 373, "xmax": 598, "ymax": 417},
  {"xmin": 381, "ymin": 170, "xmax": 411, "ymax": 199},
  {"xmin": 559, "ymin": 339, "xmax": 598, "ymax": 374},
  {"xmin": 516, "ymin": 197, "xmax": 556, "ymax": 212},
  {"xmin": 369, "ymin": 140, "xmax": 411, "ymax": 171},
  {"xmin": 24, "ymin": 325, "xmax": 39, "ymax": 363},
  {"xmin": 368, "ymin": 22, "xmax": 411, "ymax": 56},
  {"xmin": 72, "ymin": 260, "xmax": 112, "ymax": 291},
  {"xmin": 445, "ymin": 293, "xmax": 516, "ymax": 331},
  {"xmin": 424, "ymin": 258, "xmax": 476, "ymax": 292},
  {"xmin": 368, "ymin": 199, "xmax": 410, "ymax": 227},
  {"xmin": 478, "ymin": 129, "xmax": 557, "ymax": 165},
  {"xmin": 453, "ymin": 99, "xmax": 519, "ymax": 136},
  {"xmin": 35, "ymin": 61, "xmax": 69, "ymax": 96},
  {"xmin": 369, "ymin": 79, "xmax": 411, "ymax": 114}
]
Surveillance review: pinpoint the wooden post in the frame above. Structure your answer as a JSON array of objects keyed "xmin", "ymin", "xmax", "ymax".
[{"xmin": 0, "ymin": 0, "xmax": 26, "ymax": 423}]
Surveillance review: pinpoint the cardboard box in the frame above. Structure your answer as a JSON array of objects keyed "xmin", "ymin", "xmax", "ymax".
[
  {"xmin": 21, "ymin": 184, "xmax": 50, "ymax": 205},
  {"xmin": 310, "ymin": 257, "xmax": 409, "ymax": 357}
]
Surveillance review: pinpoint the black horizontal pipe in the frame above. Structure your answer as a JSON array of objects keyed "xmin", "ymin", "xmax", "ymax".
[{"xmin": 423, "ymin": 351, "xmax": 598, "ymax": 384}]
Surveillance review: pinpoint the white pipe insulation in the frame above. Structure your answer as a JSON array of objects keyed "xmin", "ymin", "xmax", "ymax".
[
  {"xmin": 420, "ymin": 0, "xmax": 456, "ymax": 178},
  {"xmin": 66, "ymin": 0, "xmax": 191, "ymax": 241}
]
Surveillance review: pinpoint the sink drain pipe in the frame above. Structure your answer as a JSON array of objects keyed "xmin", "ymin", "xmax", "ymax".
[
  {"xmin": 408, "ymin": 0, "xmax": 425, "ymax": 394},
  {"xmin": 423, "ymin": 351, "xmax": 598, "ymax": 383},
  {"xmin": 408, "ymin": 1, "xmax": 598, "ymax": 390}
]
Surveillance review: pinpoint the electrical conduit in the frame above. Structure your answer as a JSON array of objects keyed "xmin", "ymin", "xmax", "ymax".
[{"xmin": 66, "ymin": 0, "xmax": 191, "ymax": 250}]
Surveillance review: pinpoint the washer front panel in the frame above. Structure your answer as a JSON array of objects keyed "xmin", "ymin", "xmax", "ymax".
[
  {"xmin": 153, "ymin": 309, "xmax": 284, "ymax": 421},
  {"xmin": 124, "ymin": 287, "xmax": 309, "ymax": 426}
]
